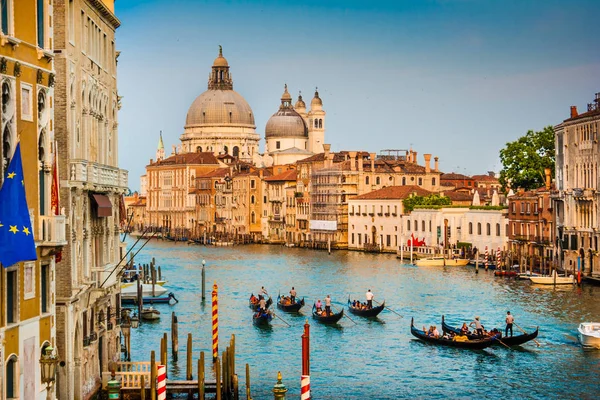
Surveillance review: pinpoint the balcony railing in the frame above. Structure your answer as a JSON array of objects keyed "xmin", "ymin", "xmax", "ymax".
[
  {"xmin": 37, "ymin": 215, "xmax": 67, "ymax": 247},
  {"xmin": 70, "ymin": 159, "xmax": 128, "ymax": 189}
]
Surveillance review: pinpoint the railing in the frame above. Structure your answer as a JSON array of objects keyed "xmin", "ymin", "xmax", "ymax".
[
  {"xmin": 102, "ymin": 362, "xmax": 153, "ymax": 389},
  {"xmin": 70, "ymin": 159, "xmax": 128, "ymax": 189},
  {"xmin": 37, "ymin": 215, "xmax": 67, "ymax": 247}
]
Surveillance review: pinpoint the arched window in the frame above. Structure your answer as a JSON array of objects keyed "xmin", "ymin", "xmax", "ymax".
[
  {"xmin": 6, "ymin": 355, "xmax": 18, "ymax": 398},
  {"xmin": 402, "ymin": 177, "xmax": 406, "ymax": 185},
  {"xmin": 223, "ymin": 146, "xmax": 228, "ymax": 154},
  {"xmin": 469, "ymin": 222, "xmax": 473, "ymax": 234},
  {"xmin": 486, "ymin": 223, "xmax": 491, "ymax": 236},
  {"xmin": 496, "ymin": 223, "xmax": 501, "ymax": 236},
  {"xmin": 314, "ymin": 119, "xmax": 318, "ymax": 128},
  {"xmin": 415, "ymin": 220, "xmax": 419, "ymax": 232},
  {"xmin": 38, "ymin": 129, "xmax": 47, "ymax": 214},
  {"xmin": 407, "ymin": 220, "xmax": 411, "ymax": 231},
  {"xmin": 251, "ymin": 212, "xmax": 255, "ymax": 224},
  {"xmin": 376, "ymin": 177, "xmax": 380, "ymax": 185},
  {"xmin": 477, "ymin": 223, "xmax": 481, "ymax": 235},
  {"xmin": 422, "ymin": 220, "xmax": 425, "ymax": 231},
  {"xmin": 232, "ymin": 146, "xmax": 239, "ymax": 157},
  {"xmin": 318, "ymin": 119, "xmax": 322, "ymax": 128},
  {"xmin": 365, "ymin": 176, "xmax": 369, "ymax": 185},
  {"xmin": 196, "ymin": 146, "xmax": 202, "ymax": 152}
]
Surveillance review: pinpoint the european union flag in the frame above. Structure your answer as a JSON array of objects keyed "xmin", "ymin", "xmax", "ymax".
[{"xmin": 0, "ymin": 142, "xmax": 37, "ymax": 268}]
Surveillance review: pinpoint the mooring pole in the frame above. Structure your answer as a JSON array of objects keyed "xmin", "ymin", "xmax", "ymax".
[
  {"xmin": 186, "ymin": 333, "xmax": 193, "ymax": 380},
  {"xmin": 215, "ymin": 357, "xmax": 222, "ymax": 400},
  {"xmin": 150, "ymin": 351, "xmax": 157, "ymax": 400},
  {"xmin": 246, "ymin": 364, "xmax": 251, "ymax": 400},
  {"xmin": 212, "ymin": 282, "xmax": 219, "ymax": 362},
  {"xmin": 301, "ymin": 320, "xmax": 311, "ymax": 400},
  {"xmin": 171, "ymin": 312, "xmax": 179, "ymax": 362},
  {"xmin": 475, "ymin": 249, "xmax": 479, "ymax": 274},
  {"xmin": 140, "ymin": 375, "xmax": 146, "ymax": 400},
  {"xmin": 199, "ymin": 351, "xmax": 205, "ymax": 400},
  {"xmin": 202, "ymin": 259, "xmax": 206, "ymax": 302},
  {"xmin": 162, "ymin": 333, "xmax": 168, "ymax": 378}
]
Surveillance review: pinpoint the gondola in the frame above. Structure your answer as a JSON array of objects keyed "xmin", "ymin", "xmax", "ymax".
[
  {"xmin": 347, "ymin": 297, "xmax": 385, "ymax": 317},
  {"xmin": 311, "ymin": 303, "xmax": 344, "ymax": 324},
  {"xmin": 410, "ymin": 318, "xmax": 497, "ymax": 349},
  {"xmin": 252, "ymin": 310, "xmax": 273, "ymax": 326},
  {"xmin": 249, "ymin": 295, "xmax": 272, "ymax": 311},
  {"xmin": 441, "ymin": 315, "xmax": 539, "ymax": 346},
  {"xmin": 494, "ymin": 270, "xmax": 518, "ymax": 277},
  {"xmin": 277, "ymin": 294, "xmax": 305, "ymax": 312}
]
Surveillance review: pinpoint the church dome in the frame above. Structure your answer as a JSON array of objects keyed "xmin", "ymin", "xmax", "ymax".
[
  {"xmin": 185, "ymin": 90, "xmax": 255, "ymax": 127},
  {"xmin": 265, "ymin": 85, "xmax": 307, "ymax": 138},
  {"xmin": 311, "ymin": 89, "xmax": 323, "ymax": 107},
  {"xmin": 295, "ymin": 93, "xmax": 306, "ymax": 110}
]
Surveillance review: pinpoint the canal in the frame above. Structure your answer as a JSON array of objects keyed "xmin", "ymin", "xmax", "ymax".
[{"xmin": 125, "ymin": 238, "xmax": 600, "ymax": 399}]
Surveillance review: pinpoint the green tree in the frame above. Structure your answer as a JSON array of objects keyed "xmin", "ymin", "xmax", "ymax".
[
  {"xmin": 499, "ymin": 126, "xmax": 555, "ymax": 192},
  {"xmin": 403, "ymin": 194, "xmax": 452, "ymax": 213}
]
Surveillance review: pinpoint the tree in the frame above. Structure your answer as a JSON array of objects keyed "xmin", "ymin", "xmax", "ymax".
[
  {"xmin": 403, "ymin": 194, "xmax": 452, "ymax": 213},
  {"xmin": 499, "ymin": 126, "xmax": 555, "ymax": 192}
]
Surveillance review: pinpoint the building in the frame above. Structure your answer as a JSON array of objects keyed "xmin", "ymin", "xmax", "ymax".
[
  {"xmin": 0, "ymin": 1, "xmax": 67, "ymax": 398},
  {"xmin": 124, "ymin": 192, "xmax": 147, "ymax": 233},
  {"xmin": 348, "ymin": 186, "xmax": 430, "ymax": 252},
  {"xmin": 53, "ymin": 0, "xmax": 129, "ymax": 398},
  {"xmin": 440, "ymin": 172, "xmax": 475, "ymax": 190},
  {"xmin": 553, "ymin": 92, "xmax": 600, "ymax": 275},
  {"xmin": 264, "ymin": 169, "xmax": 297, "ymax": 243},
  {"xmin": 179, "ymin": 47, "xmax": 259, "ymax": 161}
]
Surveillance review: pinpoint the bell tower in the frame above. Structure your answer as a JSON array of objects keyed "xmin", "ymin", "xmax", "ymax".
[
  {"xmin": 307, "ymin": 88, "xmax": 325, "ymax": 153},
  {"xmin": 156, "ymin": 131, "xmax": 165, "ymax": 161}
]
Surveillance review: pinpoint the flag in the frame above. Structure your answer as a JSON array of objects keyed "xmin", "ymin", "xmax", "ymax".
[{"xmin": 0, "ymin": 142, "xmax": 37, "ymax": 267}]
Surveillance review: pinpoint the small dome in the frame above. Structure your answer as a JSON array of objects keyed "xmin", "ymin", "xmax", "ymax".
[
  {"xmin": 311, "ymin": 88, "xmax": 322, "ymax": 107},
  {"xmin": 265, "ymin": 109, "xmax": 308, "ymax": 138},
  {"xmin": 295, "ymin": 92, "xmax": 306, "ymax": 110},
  {"xmin": 213, "ymin": 45, "xmax": 229, "ymax": 67},
  {"xmin": 186, "ymin": 90, "xmax": 255, "ymax": 127},
  {"xmin": 281, "ymin": 84, "xmax": 292, "ymax": 102}
]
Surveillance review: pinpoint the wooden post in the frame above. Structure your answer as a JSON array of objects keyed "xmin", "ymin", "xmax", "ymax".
[
  {"xmin": 215, "ymin": 357, "xmax": 222, "ymax": 400},
  {"xmin": 222, "ymin": 350, "xmax": 229, "ymax": 398},
  {"xmin": 140, "ymin": 375, "xmax": 146, "ymax": 400},
  {"xmin": 186, "ymin": 333, "xmax": 193, "ymax": 380},
  {"xmin": 171, "ymin": 312, "xmax": 179, "ymax": 361},
  {"xmin": 201, "ymin": 261, "xmax": 206, "ymax": 302},
  {"xmin": 158, "ymin": 265, "xmax": 162, "ymax": 281},
  {"xmin": 245, "ymin": 364, "xmax": 251, "ymax": 400},
  {"xmin": 150, "ymin": 351, "xmax": 157, "ymax": 400},
  {"xmin": 151, "ymin": 265, "xmax": 157, "ymax": 297},
  {"xmin": 162, "ymin": 332, "xmax": 168, "ymax": 377},
  {"xmin": 199, "ymin": 352, "xmax": 205, "ymax": 400},
  {"xmin": 475, "ymin": 250, "xmax": 479, "ymax": 274}
]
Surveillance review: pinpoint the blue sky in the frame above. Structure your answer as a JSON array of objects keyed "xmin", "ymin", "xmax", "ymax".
[{"xmin": 115, "ymin": 0, "xmax": 599, "ymax": 190}]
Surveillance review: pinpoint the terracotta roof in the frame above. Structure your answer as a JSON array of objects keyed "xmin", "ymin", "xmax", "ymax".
[
  {"xmin": 264, "ymin": 169, "xmax": 297, "ymax": 182},
  {"xmin": 353, "ymin": 185, "xmax": 431, "ymax": 200},
  {"xmin": 441, "ymin": 172, "xmax": 471, "ymax": 180},
  {"xmin": 297, "ymin": 151, "xmax": 349, "ymax": 164},
  {"xmin": 472, "ymin": 174, "xmax": 499, "ymax": 182},
  {"xmin": 443, "ymin": 190, "xmax": 473, "ymax": 202},
  {"xmin": 563, "ymin": 107, "xmax": 600, "ymax": 122},
  {"xmin": 196, "ymin": 168, "xmax": 230, "ymax": 179},
  {"xmin": 150, "ymin": 152, "xmax": 220, "ymax": 166}
]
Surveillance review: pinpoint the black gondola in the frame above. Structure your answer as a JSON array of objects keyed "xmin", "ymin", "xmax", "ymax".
[
  {"xmin": 277, "ymin": 294, "xmax": 305, "ymax": 312},
  {"xmin": 410, "ymin": 318, "xmax": 496, "ymax": 349},
  {"xmin": 249, "ymin": 295, "xmax": 272, "ymax": 311},
  {"xmin": 252, "ymin": 310, "xmax": 273, "ymax": 326},
  {"xmin": 311, "ymin": 303, "xmax": 344, "ymax": 324},
  {"xmin": 347, "ymin": 297, "xmax": 385, "ymax": 318},
  {"xmin": 441, "ymin": 315, "xmax": 539, "ymax": 347}
]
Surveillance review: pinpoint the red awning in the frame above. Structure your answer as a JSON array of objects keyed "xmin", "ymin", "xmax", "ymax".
[{"xmin": 91, "ymin": 194, "xmax": 112, "ymax": 217}]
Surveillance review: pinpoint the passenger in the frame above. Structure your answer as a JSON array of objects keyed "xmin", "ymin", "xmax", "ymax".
[
  {"xmin": 460, "ymin": 323, "xmax": 470, "ymax": 335},
  {"xmin": 432, "ymin": 325, "xmax": 440, "ymax": 338},
  {"xmin": 315, "ymin": 299, "xmax": 323, "ymax": 312},
  {"xmin": 259, "ymin": 296, "xmax": 267, "ymax": 312}
]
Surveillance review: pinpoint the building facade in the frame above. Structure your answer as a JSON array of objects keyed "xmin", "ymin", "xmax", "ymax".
[
  {"xmin": 0, "ymin": 1, "xmax": 67, "ymax": 398},
  {"xmin": 553, "ymin": 93, "xmax": 600, "ymax": 275},
  {"xmin": 53, "ymin": 0, "xmax": 128, "ymax": 398}
]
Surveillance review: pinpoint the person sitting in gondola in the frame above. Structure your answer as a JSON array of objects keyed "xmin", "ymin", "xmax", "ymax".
[
  {"xmin": 352, "ymin": 300, "xmax": 357, "ymax": 308},
  {"xmin": 259, "ymin": 297, "xmax": 267, "ymax": 312},
  {"xmin": 315, "ymin": 299, "xmax": 323, "ymax": 313},
  {"xmin": 460, "ymin": 322, "xmax": 470, "ymax": 335},
  {"xmin": 250, "ymin": 294, "xmax": 258, "ymax": 304},
  {"xmin": 431, "ymin": 325, "xmax": 440, "ymax": 338}
]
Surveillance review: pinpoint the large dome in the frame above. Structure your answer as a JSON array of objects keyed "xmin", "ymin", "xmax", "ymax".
[
  {"xmin": 265, "ymin": 108, "xmax": 307, "ymax": 138},
  {"xmin": 185, "ymin": 90, "xmax": 255, "ymax": 127}
]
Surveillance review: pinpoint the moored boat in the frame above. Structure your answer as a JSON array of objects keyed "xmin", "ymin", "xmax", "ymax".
[
  {"xmin": 415, "ymin": 257, "xmax": 469, "ymax": 267},
  {"xmin": 518, "ymin": 272, "xmax": 540, "ymax": 280},
  {"xmin": 121, "ymin": 292, "xmax": 178, "ymax": 305},
  {"xmin": 276, "ymin": 295, "xmax": 304, "ymax": 312},
  {"xmin": 312, "ymin": 303, "xmax": 344, "ymax": 324},
  {"xmin": 141, "ymin": 306, "xmax": 160, "ymax": 321},
  {"xmin": 530, "ymin": 271, "xmax": 575, "ymax": 285},
  {"xmin": 410, "ymin": 318, "xmax": 496, "ymax": 349},
  {"xmin": 494, "ymin": 270, "xmax": 518, "ymax": 277},
  {"xmin": 441, "ymin": 315, "xmax": 539, "ymax": 346},
  {"xmin": 121, "ymin": 283, "xmax": 168, "ymax": 300},
  {"xmin": 347, "ymin": 298, "xmax": 385, "ymax": 317},
  {"xmin": 578, "ymin": 322, "xmax": 600, "ymax": 349}
]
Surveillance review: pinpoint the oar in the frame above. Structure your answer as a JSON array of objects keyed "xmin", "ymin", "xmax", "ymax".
[
  {"xmin": 272, "ymin": 312, "xmax": 291, "ymax": 327},
  {"xmin": 514, "ymin": 322, "xmax": 541, "ymax": 347},
  {"xmin": 333, "ymin": 304, "xmax": 357, "ymax": 325},
  {"xmin": 373, "ymin": 299, "xmax": 403, "ymax": 318},
  {"xmin": 495, "ymin": 337, "xmax": 512, "ymax": 350}
]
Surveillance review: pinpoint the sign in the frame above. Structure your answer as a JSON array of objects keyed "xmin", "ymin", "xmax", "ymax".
[
  {"xmin": 309, "ymin": 220, "xmax": 337, "ymax": 231},
  {"xmin": 436, "ymin": 227, "xmax": 441, "ymax": 237}
]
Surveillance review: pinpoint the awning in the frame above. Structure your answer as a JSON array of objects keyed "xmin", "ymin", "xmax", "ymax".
[{"xmin": 91, "ymin": 194, "xmax": 112, "ymax": 217}]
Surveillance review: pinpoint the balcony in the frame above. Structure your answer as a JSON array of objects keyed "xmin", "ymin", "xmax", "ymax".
[
  {"xmin": 573, "ymin": 188, "xmax": 595, "ymax": 200},
  {"xmin": 70, "ymin": 159, "xmax": 128, "ymax": 189},
  {"xmin": 37, "ymin": 215, "xmax": 67, "ymax": 248}
]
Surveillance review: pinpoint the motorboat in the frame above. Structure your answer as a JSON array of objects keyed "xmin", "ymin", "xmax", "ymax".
[
  {"xmin": 121, "ymin": 283, "xmax": 168, "ymax": 300},
  {"xmin": 518, "ymin": 271, "xmax": 540, "ymax": 280},
  {"xmin": 415, "ymin": 257, "xmax": 469, "ymax": 267},
  {"xmin": 578, "ymin": 322, "xmax": 600, "ymax": 349},
  {"xmin": 141, "ymin": 306, "xmax": 161, "ymax": 321},
  {"xmin": 529, "ymin": 271, "xmax": 575, "ymax": 285}
]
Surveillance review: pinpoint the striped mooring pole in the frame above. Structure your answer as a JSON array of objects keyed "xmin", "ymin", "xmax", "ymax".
[
  {"xmin": 484, "ymin": 246, "xmax": 489, "ymax": 270},
  {"xmin": 301, "ymin": 319, "xmax": 311, "ymax": 400},
  {"xmin": 496, "ymin": 247, "xmax": 501, "ymax": 269},
  {"xmin": 212, "ymin": 282, "xmax": 219, "ymax": 362},
  {"xmin": 157, "ymin": 364, "xmax": 166, "ymax": 400}
]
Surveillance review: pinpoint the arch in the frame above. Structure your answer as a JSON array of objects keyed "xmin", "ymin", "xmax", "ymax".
[
  {"xmin": 402, "ymin": 177, "xmax": 406, "ymax": 185},
  {"xmin": 223, "ymin": 145, "xmax": 228, "ymax": 154},
  {"xmin": 6, "ymin": 354, "xmax": 18, "ymax": 398},
  {"xmin": 376, "ymin": 177, "xmax": 380, "ymax": 185},
  {"xmin": 486, "ymin": 223, "xmax": 491, "ymax": 235},
  {"xmin": 496, "ymin": 223, "xmax": 501, "ymax": 236},
  {"xmin": 232, "ymin": 146, "xmax": 239, "ymax": 157},
  {"xmin": 196, "ymin": 146, "xmax": 202, "ymax": 153},
  {"xmin": 318, "ymin": 119, "xmax": 322, "ymax": 128},
  {"xmin": 477, "ymin": 223, "xmax": 482, "ymax": 235},
  {"xmin": 468, "ymin": 222, "xmax": 473, "ymax": 234},
  {"xmin": 314, "ymin": 119, "xmax": 318, "ymax": 128},
  {"xmin": 251, "ymin": 211, "xmax": 256, "ymax": 224},
  {"xmin": 365, "ymin": 176, "xmax": 369, "ymax": 185}
]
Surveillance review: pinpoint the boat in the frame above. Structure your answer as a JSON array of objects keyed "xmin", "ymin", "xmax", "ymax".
[
  {"xmin": 518, "ymin": 272, "xmax": 540, "ymax": 280},
  {"xmin": 252, "ymin": 310, "xmax": 273, "ymax": 326},
  {"xmin": 121, "ymin": 283, "xmax": 168, "ymax": 300},
  {"xmin": 415, "ymin": 257, "xmax": 469, "ymax": 267},
  {"xmin": 410, "ymin": 318, "xmax": 496, "ymax": 349},
  {"xmin": 121, "ymin": 292, "xmax": 178, "ymax": 305},
  {"xmin": 529, "ymin": 271, "xmax": 575, "ymax": 285},
  {"xmin": 578, "ymin": 322, "xmax": 600, "ymax": 349},
  {"xmin": 249, "ymin": 295, "xmax": 272, "ymax": 311},
  {"xmin": 441, "ymin": 315, "xmax": 539, "ymax": 346},
  {"xmin": 311, "ymin": 303, "xmax": 344, "ymax": 324},
  {"xmin": 468, "ymin": 259, "xmax": 497, "ymax": 270},
  {"xmin": 494, "ymin": 270, "xmax": 518, "ymax": 277},
  {"xmin": 141, "ymin": 306, "xmax": 160, "ymax": 321},
  {"xmin": 347, "ymin": 298, "xmax": 385, "ymax": 317},
  {"xmin": 276, "ymin": 294, "xmax": 305, "ymax": 312}
]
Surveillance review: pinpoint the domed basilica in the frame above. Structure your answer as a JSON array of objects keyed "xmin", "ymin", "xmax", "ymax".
[{"xmin": 178, "ymin": 47, "xmax": 326, "ymax": 165}]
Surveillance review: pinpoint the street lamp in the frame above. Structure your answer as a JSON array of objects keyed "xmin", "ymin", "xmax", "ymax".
[
  {"xmin": 121, "ymin": 320, "xmax": 131, "ymax": 362},
  {"xmin": 130, "ymin": 312, "xmax": 140, "ymax": 329},
  {"xmin": 40, "ymin": 345, "xmax": 59, "ymax": 400}
]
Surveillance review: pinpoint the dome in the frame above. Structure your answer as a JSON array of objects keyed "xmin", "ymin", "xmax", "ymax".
[
  {"xmin": 295, "ymin": 93, "xmax": 306, "ymax": 110},
  {"xmin": 311, "ymin": 89, "xmax": 323, "ymax": 107},
  {"xmin": 265, "ymin": 108, "xmax": 308, "ymax": 138},
  {"xmin": 213, "ymin": 45, "xmax": 229, "ymax": 67},
  {"xmin": 185, "ymin": 90, "xmax": 255, "ymax": 127}
]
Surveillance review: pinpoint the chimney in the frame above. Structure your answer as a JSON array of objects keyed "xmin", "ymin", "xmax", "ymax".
[
  {"xmin": 323, "ymin": 144, "xmax": 331, "ymax": 160},
  {"xmin": 423, "ymin": 154, "xmax": 432, "ymax": 173},
  {"xmin": 570, "ymin": 106, "xmax": 578, "ymax": 118},
  {"xmin": 412, "ymin": 151, "xmax": 418, "ymax": 164},
  {"xmin": 545, "ymin": 168, "xmax": 551, "ymax": 190},
  {"xmin": 434, "ymin": 156, "xmax": 439, "ymax": 171},
  {"xmin": 349, "ymin": 151, "xmax": 357, "ymax": 171},
  {"xmin": 370, "ymin": 153, "xmax": 376, "ymax": 172},
  {"xmin": 358, "ymin": 153, "xmax": 364, "ymax": 171},
  {"xmin": 259, "ymin": 169, "xmax": 264, "ymax": 178}
]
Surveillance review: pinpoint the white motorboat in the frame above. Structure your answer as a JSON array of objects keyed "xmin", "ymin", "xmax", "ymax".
[
  {"xmin": 415, "ymin": 257, "xmax": 469, "ymax": 267},
  {"xmin": 529, "ymin": 271, "xmax": 575, "ymax": 285},
  {"xmin": 141, "ymin": 306, "xmax": 161, "ymax": 321},
  {"xmin": 121, "ymin": 283, "xmax": 168, "ymax": 299},
  {"xmin": 578, "ymin": 322, "xmax": 600, "ymax": 349},
  {"xmin": 518, "ymin": 272, "xmax": 540, "ymax": 280}
]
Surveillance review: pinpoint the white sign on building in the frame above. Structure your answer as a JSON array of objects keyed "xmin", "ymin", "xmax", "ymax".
[{"xmin": 310, "ymin": 220, "xmax": 338, "ymax": 231}]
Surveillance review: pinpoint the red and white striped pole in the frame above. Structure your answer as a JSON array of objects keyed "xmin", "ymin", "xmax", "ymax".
[
  {"xmin": 484, "ymin": 246, "xmax": 489, "ymax": 270},
  {"xmin": 212, "ymin": 282, "xmax": 218, "ymax": 362},
  {"xmin": 301, "ymin": 319, "xmax": 311, "ymax": 400},
  {"xmin": 157, "ymin": 364, "xmax": 166, "ymax": 400},
  {"xmin": 496, "ymin": 247, "xmax": 501, "ymax": 270}
]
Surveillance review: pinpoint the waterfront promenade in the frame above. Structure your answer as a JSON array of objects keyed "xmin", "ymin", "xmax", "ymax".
[{"xmin": 126, "ymin": 238, "xmax": 600, "ymax": 399}]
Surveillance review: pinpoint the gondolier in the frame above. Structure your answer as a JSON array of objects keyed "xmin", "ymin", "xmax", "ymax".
[
  {"xmin": 290, "ymin": 287, "xmax": 297, "ymax": 303},
  {"xmin": 325, "ymin": 295, "xmax": 332, "ymax": 316},
  {"xmin": 365, "ymin": 289, "xmax": 374, "ymax": 309},
  {"xmin": 259, "ymin": 296, "xmax": 267, "ymax": 312},
  {"xmin": 469, "ymin": 316, "xmax": 484, "ymax": 336},
  {"xmin": 505, "ymin": 311, "xmax": 514, "ymax": 337}
]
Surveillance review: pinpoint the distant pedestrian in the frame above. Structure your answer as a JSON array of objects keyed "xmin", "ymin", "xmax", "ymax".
[
  {"xmin": 365, "ymin": 289, "xmax": 374, "ymax": 309},
  {"xmin": 290, "ymin": 287, "xmax": 297, "ymax": 303},
  {"xmin": 325, "ymin": 295, "xmax": 332, "ymax": 316},
  {"xmin": 469, "ymin": 316, "xmax": 484, "ymax": 336},
  {"xmin": 505, "ymin": 311, "xmax": 514, "ymax": 337}
]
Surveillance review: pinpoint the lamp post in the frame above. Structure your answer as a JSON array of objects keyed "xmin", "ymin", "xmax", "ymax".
[
  {"xmin": 121, "ymin": 320, "xmax": 131, "ymax": 362},
  {"xmin": 40, "ymin": 345, "xmax": 59, "ymax": 400}
]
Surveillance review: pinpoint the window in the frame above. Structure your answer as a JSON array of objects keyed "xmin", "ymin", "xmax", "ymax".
[
  {"xmin": 351, "ymin": 233, "xmax": 355, "ymax": 244},
  {"xmin": 486, "ymin": 223, "xmax": 491, "ymax": 235},
  {"xmin": 358, "ymin": 234, "xmax": 362, "ymax": 245},
  {"xmin": 415, "ymin": 220, "xmax": 418, "ymax": 232},
  {"xmin": 432, "ymin": 178, "xmax": 436, "ymax": 186},
  {"xmin": 251, "ymin": 212, "xmax": 255, "ymax": 224},
  {"xmin": 477, "ymin": 223, "xmax": 481, "ymax": 235},
  {"xmin": 376, "ymin": 177, "xmax": 380, "ymax": 185},
  {"xmin": 386, "ymin": 235, "xmax": 391, "ymax": 246},
  {"xmin": 418, "ymin": 178, "xmax": 423, "ymax": 185},
  {"xmin": 276, "ymin": 141, "xmax": 281, "ymax": 149},
  {"xmin": 233, "ymin": 146, "xmax": 239, "ymax": 157},
  {"xmin": 496, "ymin": 223, "xmax": 501, "ymax": 236},
  {"xmin": 68, "ymin": 0, "xmax": 75, "ymax": 42},
  {"xmin": 263, "ymin": 196, "xmax": 267, "ymax": 204},
  {"xmin": 402, "ymin": 177, "xmax": 406, "ymax": 185},
  {"xmin": 6, "ymin": 356, "xmax": 17, "ymax": 398},
  {"xmin": 469, "ymin": 222, "xmax": 473, "ymax": 234},
  {"xmin": 21, "ymin": 83, "xmax": 33, "ymax": 121},
  {"xmin": 407, "ymin": 220, "xmax": 411, "ymax": 230},
  {"xmin": 250, "ymin": 195, "xmax": 255, "ymax": 204},
  {"xmin": 24, "ymin": 262, "xmax": 35, "ymax": 300},
  {"xmin": 422, "ymin": 221, "xmax": 425, "ymax": 231},
  {"xmin": 37, "ymin": 0, "xmax": 45, "ymax": 48},
  {"xmin": 251, "ymin": 179, "xmax": 255, "ymax": 189},
  {"xmin": 366, "ymin": 176, "xmax": 369, "ymax": 185},
  {"xmin": 511, "ymin": 202, "xmax": 515, "ymax": 213},
  {"xmin": 512, "ymin": 223, "xmax": 516, "ymax": 235},
  {"xmin": 1, "ymin": 0, "xmax": 12, "ymax": 35},
  {"xmin": 526, "ymin": 203, "xmax": 530, "ymax": 214},
  {"xmin": 7, "ymin": 269, "xmax": 17, "ymax": 324}
]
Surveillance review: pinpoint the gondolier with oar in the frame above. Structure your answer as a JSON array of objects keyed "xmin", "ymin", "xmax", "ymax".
[
  {"xmin": 290, "ymin": 287, "xmax": 297, "ymax": 303},
  {"xmin": 365, "ymin": 289, "xmax": 374, "ymax": 309},
  {"xmin": 325, "ymin": 295, "xmax": 332, "ymax": 316},
  {"xmin": 469, "ymin": 316, "xmax": 484, "ymax": 336},
  {"xmin": 505, "ymin": 311, "xmax": 514, "ymax": 337}
]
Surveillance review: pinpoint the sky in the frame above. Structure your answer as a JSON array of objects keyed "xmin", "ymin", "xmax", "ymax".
[{"xmin": 115, "ymin": 0, "xmax": 600, "ymax": 191}]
